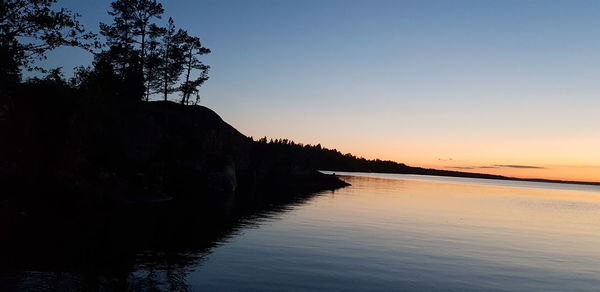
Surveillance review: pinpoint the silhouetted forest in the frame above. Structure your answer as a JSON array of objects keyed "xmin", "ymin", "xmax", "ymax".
[
  {"xmin": 252, "ymin": 137, "xmax": 510, "ymax": 179},
  {"xmin": 2, "ymin": 0, "xmax": 209, "ymax": 104},
  {"xmin": 252, "ymin": 138, "xmax": 600, "ymax": 185}
]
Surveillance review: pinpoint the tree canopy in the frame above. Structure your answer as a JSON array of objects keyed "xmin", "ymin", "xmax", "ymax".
[
  {"xmin": 95, "ymin": 0, "xmax": 211, "ymax": 102},
  {"xmin": 2, "ymin": 0, "xmax": 211, "ymax": 104},
  {"xmin": 0, "ymin": 0, "xmax": 94, "ymax": 89}
]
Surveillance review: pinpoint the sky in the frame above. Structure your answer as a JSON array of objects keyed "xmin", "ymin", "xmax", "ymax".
[{"xmin": 42, "ymin": 0, "xmax": 600, "ymax": 182}]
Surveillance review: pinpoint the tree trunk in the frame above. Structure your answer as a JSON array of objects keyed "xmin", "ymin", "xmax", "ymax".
[
  {"xmin": 182, "ymin": 45, "xmax": 193, "ymax": 104},
  {"xmin": 140, "ymin": 21, "xmax": 147, "ymax": 100},
  {"xmin": 163, "ymin": 47, "xmax": 168, "ymax": 101}
]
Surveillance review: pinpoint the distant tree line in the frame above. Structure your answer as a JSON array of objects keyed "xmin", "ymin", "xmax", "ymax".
[
  {"xmin": 1, "ymin": 0, "xmax": 210, "ymax": 104},
  {"xmin": 252, "ymin": 137, "xmax": 515, "ymax": 179},
  {"xmin": 252, "ymin": 137, "xmax": 414, "ymax": 173}
]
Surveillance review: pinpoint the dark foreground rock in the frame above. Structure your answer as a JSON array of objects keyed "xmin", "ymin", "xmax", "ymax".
[{"xmin": 0, "ymin": 86, "xmax": 349, "ymax": 223}]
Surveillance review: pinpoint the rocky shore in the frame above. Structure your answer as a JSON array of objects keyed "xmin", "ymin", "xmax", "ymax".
[{"xmin": 0, "ymin": 88, "xmax": 349, "ymax": 225}]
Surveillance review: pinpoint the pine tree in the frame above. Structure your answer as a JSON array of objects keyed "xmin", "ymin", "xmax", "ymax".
[
  {"xmin": 157, "ymin": 17, "xmax": 186, "ymax": 101},
  {"xmin": 99, "ymin": 0, "xmax": 164, "ymax": 100},
  {"xmin": 0, "ymin": 0, "xmax": 93, "ymax": 89},
  {"xmin": 143, "ymin": 23, "xmax": 165, "ymax": 100},
  {"xmin": 179, "ymin": 35, "xmax": 210, "ymax": 105},
  {"xmin": 90, "ymin": 0, "xmax": 210, "ymax": 103},
  {"xmin": 99, "ymin": 0, "xmax": 137, "ymax": 77}
]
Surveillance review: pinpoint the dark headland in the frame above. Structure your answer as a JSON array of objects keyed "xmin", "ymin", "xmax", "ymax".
[
  {"xmin": 2, "ymin": 84, "xmax": 597, "ymax": 223},
  {"xmin": 0, "ymin": 86, "xmax": 349, "ymax": 214}
]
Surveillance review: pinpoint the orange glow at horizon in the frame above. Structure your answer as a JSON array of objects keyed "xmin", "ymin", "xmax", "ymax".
[
  {"xmin": 238, "ymin": 126, "xmax": 600, "ymax": 183},
  {"xmin": 315, "ymin": 138, "xmax": 600, "ymax": 182},
  {"xmin": 220, "ymin": 96, "xmax": 600, "ymax": 183}
]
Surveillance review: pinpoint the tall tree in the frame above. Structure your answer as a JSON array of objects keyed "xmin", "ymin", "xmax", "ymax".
[
  {"xmin": 99, "ymin": 0, "xmax": 137, "ymax": 78},
  {"xmin": 157, "ymin": 17, "xmax": 186, "ymax": 101},
  {"xmin": 143, "ymin": 23, "xmax": 165, "ymax": 100},
  {"xmin": 129, "ymin": 0, "xmax": 163, "ymax": 77},
  {"xmin": 179, "ymin": 35, "xmax": 210, "ymax": 105},
  {"xmin": 0, "ymin": 0, "xmax": 93, "ymax": 88},
  {"xmin": 99, "ymin": 0, "xmax": 164, "ymax": 100}
]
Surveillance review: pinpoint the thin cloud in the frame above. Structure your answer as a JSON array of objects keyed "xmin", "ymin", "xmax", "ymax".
[
  {"xmin": 447, "ymin": 165, "xmax": 547, "ymax": 171},
  {"xmin": 493, "ymin": 164, "xmax": 546, "ymax": 169}
]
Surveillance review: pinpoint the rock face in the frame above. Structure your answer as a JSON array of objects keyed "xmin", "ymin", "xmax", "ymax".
[
  {"xmin": 0, "ymin": 88, "xmax": 350, "ymax": 287},
  {"xmin": 207, "ymin": 156, "xmax": 237, "ymax": 192},
  {"xmin": 0, "ymin": 92, "xmax": 348, "ymax": 214}
]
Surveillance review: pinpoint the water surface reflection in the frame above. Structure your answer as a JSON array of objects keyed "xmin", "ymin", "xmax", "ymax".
[
  {"xmin": 0, "ymin": 189, "xmax": 327, "ymax": 291},
  {"xmin": 4, "ymin": 173, "xmax": 600, "ymax": 291},
  {"xmin": 186, "ymin": 174, "xmax": 600, "ymax": 291}
]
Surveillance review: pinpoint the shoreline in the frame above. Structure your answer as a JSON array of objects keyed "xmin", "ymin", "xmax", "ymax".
[{"xmin": 321, "ymin": 170, "xmax": 600, "ymax": 188}]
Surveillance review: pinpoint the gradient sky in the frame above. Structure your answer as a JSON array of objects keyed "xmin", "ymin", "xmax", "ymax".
[{"xmin": 43, "ymin": 0, "xmax": 600, "ymax": 181}]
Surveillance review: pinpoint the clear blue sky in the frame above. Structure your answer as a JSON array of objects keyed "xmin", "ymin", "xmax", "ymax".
[{"xmin": 42, "ymin": 0, "xmax": 600, "ymax": 181}]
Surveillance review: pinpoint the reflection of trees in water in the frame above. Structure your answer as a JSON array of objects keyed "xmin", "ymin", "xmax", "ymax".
[
  {"xmin": 1, "ymin": 189, "xmax": 332, "ymax": 292},
  {"xmin": 128, "ymin": 265, "xmax": 192, "ymax": 292},
  {"xmin": 126, "ymin": 191, "xmax": 323, "ymax": 292}
]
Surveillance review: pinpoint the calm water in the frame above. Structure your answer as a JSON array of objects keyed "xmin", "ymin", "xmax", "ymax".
[{"xmin": 4, "ymin": 172, "xmax": 600, "ymax": 291}]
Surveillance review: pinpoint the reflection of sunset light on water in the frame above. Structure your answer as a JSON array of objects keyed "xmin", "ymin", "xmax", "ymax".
[{"xmin": 188, "ymin": 173, "xmax": 600, "ymax": 291}]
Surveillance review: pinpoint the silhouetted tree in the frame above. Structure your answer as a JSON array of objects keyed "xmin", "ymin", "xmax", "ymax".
[
  {"xmin": 114, "ymin": 0, "xmax": 164, "ymax": 100},
  {"xmin": 99, "ymin": 0, "xmax": 141, "ymax": 100},
  {"xmin": 1, "ymin": 0, "xmax": 210, "ymax": 103},
  {"xmin": 99, "ymin": 0, "xmax": 137, "ymax": 77},
  {"xmin": 0, "ymin": 0, "xmax": 93, "ymax": 89},
  {"xmin": 129, "ymin": 0, "xmax": 163, "ymax": 77},
  {"xmin": 99, "ymin": 0, "xmax": 167, "ymax": 101},
  {"xmin": 25, "ymin": 67, "xmax": 68, "ymax": 87},
  {"xmin": 41, "ymin": 67, "xmax": 66, "ymax": 84},
  {"xmin": 90, "ymin": 0, "xmax": 211, "ymax": 102},
  {"xmin": 142, "ymin": 23, "xmax": 165, "ymax": 100},
  {"xmin": 157, "ymin": 17, "xmax": 186, "ymax": 101},
  {"xmin": 179, "ymin": 35, "xmax": 210, "ymax": 105},
  {"xmin": 69, "ymin": 57, "xmax": 122, "ymax": 99}
]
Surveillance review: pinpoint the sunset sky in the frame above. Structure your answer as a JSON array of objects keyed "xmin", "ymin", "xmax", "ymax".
[{"xmin": 48, "ymin": 0, "xmax": 600, "ymax": 182}]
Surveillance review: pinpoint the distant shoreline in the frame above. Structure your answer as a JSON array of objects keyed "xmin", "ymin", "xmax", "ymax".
[
  {"xmin": 322, "ymin": 170, "xmax": 600, "ymax": 187},
  {"xmin": 247, "ymin": 139, "xmax": 599, "ymax": 188}
]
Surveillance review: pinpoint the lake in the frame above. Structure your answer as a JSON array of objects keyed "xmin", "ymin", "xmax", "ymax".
[{"xmin": 3, "ymin": 172, "xmax": 600, "ymax": 291}]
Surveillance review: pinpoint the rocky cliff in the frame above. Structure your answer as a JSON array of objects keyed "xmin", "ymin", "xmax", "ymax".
[{"xmin": 0, "ymin": 87, "xmax": 348, "ymax": 217}]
